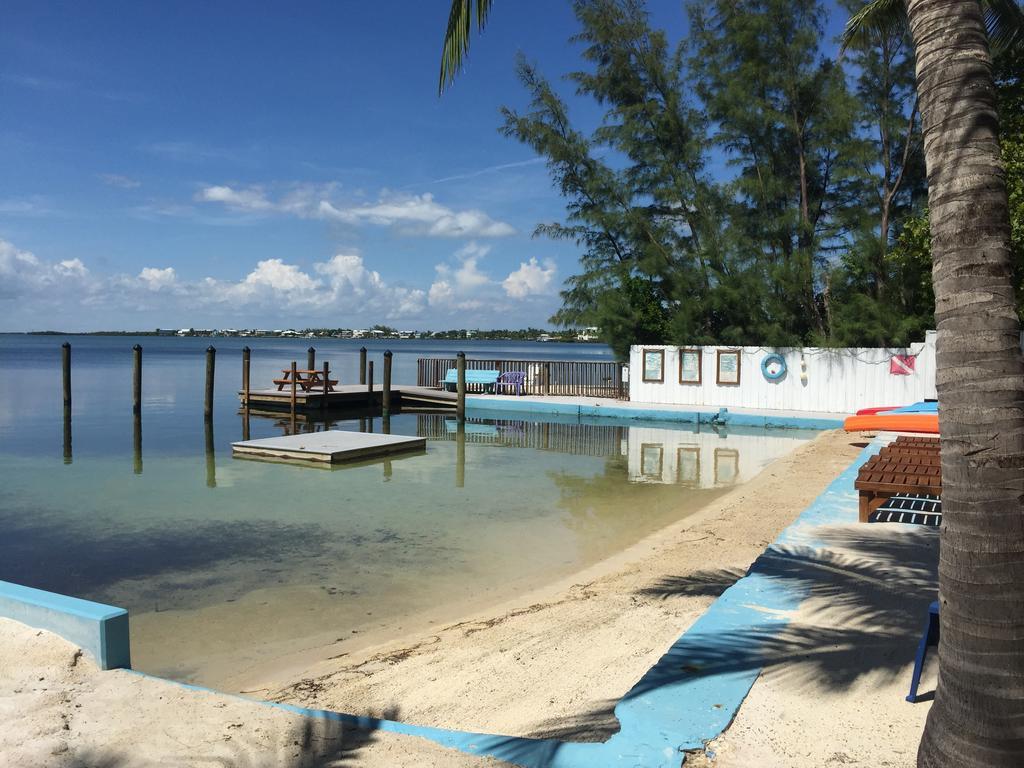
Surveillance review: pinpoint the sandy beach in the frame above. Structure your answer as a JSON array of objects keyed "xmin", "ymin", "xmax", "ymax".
[{"xmin": 0, "ymin": 429, "xmax": 938, "ymax": 766}]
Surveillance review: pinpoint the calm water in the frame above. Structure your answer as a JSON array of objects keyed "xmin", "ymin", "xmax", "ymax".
[{"xmin": 0, "ymin": 334, "xmax": 815, "ymax": 689}]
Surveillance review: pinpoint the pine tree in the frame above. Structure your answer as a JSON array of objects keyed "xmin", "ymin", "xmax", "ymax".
[{"xmin": 686, "ymin": 0, "xmax": 862, "ymax": 341}]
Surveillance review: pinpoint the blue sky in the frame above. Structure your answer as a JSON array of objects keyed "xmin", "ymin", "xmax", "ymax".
[{"xmin": 0, "ymin": 1, "xmax": 849, "ymax": 332}]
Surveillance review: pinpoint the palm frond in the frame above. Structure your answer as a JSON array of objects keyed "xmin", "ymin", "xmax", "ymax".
[
  {"xmin": 985, "ymin": 0, "xmax": 1024, "ymax": 53},
  {"xmin": 840, "ymin": 0, "xmax": 907, "ymax": 54},
  {"xmin": 438, "ymin": 0, "xmax": 494, "ymax": 95}
]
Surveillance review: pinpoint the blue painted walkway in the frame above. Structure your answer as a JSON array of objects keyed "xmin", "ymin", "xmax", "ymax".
[{"xmin": 157, "ymin": 439, "xmax": 882, "ymax": 767}]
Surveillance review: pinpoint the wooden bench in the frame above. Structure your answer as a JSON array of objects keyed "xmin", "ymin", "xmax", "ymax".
[{"xmin": 440, "ymin": 368, "xmax": 500, "ymax": 393}]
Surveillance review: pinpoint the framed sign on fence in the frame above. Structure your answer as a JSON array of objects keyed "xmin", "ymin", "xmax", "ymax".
[
  {"xmin": 678, "ymin": 348, "xmax": 702, "ymax": 385},
  {"xmin": 716, "ymin": 349, "xmax": 741, "ymax": 385},
  {"xmin": 642, "ymin": 348, "xmax": 664, "ymax": 382}
]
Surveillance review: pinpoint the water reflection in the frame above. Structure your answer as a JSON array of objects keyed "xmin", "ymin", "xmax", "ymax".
[
  {"xmin": 625, "ymin": 426, "xmax": 808, "ymax": 487},
  {"xmin": 406, "ymin": 414, "xmax": 812, "ymax": 491},
  {"xmin": 6, "ymin": 333, "xmax": 816, "ymax": 689},
  {"xmin": 204, "ymin": 420, "xmax": 216, "ymax": 488},
  {"xmin": 133, "ymin": 414, "xmax": 143, "ymax": 475},
  {"xmin": 63, "ymin": 405, "xmax": 72, "ymax": 464}
]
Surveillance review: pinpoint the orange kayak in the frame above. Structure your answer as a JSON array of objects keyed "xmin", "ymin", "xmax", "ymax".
[{"xmin": 843, "ymin": 413, "xmax": 939, "ymax": 433}]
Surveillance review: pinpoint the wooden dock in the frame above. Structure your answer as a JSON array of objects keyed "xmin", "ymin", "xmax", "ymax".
[
  {"xmin": 232, "ymin": 430, "xmax": 427, "ymax": 464},
  {"xmin": 239, "ymin": 384, "xmax": 457, "ymax": 412}
]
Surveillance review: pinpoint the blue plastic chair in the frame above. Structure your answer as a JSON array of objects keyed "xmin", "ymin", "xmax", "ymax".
[{"xmin": 907, "ymin": 600, "xmax": 940, "ymax": 702}]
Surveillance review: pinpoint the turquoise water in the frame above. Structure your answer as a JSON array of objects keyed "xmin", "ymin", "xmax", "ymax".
[{"xmin": 0, "ymin": 335, "xmax": 816, "ymax": 689}]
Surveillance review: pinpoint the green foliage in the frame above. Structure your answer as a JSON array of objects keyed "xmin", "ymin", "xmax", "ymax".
[
  {"xmin": 996, "ymin": 43, "xmax": 1024, "ymax": 311},
  {"xmin": 439, "ymin": 0, "xmax": 493, "ymax": 94},
  {"xmin": 497, "ymin": 0, "xmax": 1019, "ymax": 353},
  {"xmin": 687, "ymin": 0, "xmax": 866, "ymax": 340}
]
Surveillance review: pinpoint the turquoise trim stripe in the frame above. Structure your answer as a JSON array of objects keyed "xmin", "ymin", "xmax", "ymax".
[
  {"xmin": 128, "ymin": 440, "xmax": 883, "ymax": 767},
  {"xmin": 0, "ymin": 580, "xmax": 131, "ymax": 670},
  {"xmin": 465, "ymin": 398, "xmax": 844, "ymax": 430}
]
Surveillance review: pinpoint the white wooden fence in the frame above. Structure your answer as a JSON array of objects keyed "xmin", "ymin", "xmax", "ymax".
[{"xmin": 628, "ymin": 331, "xmax": 937, "ymax": 414}]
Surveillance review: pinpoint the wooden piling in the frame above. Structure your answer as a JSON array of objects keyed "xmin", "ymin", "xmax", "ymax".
[
  {"xmin": 359, "ymin": 347, "xmax": 367, "ymax": 385},
  {"xmin": 204, "ymin": 346, "xmax": 216, "ymax": 421},
  {"xmin": 62, "ymin": 405, "xmax": 72, "ymax": 464},
  {"xmin": 133, "ymin": 414, "xmax": 143, "ymax": 475},
  {"xmin": 382, "ymin": 350, "xmax": 393, "ymax": 416},
  {"xmin": 61, "ymin": 342, "xmax": 72, "ymax": 410},
  {"xmin": 322, "ymin": 361, "xmax": 330, "ymax": 413},
  {"xmin": 456, "ymin": 352, "xmax": 466, "ymax": 423},
  {"xmin": 132, "ymin": 344, "xmax": 142, "ymax": 416},
  {"xmin": 307, "ymin": 346, "xmax": 316, "ymax": 371},
  {"xmin": 368, "ymin": 360, "xmax": 374, "ymax": 394},
  {"xmin": 242, "ymin": 346, "xmax": 251, "ymax": 406},
  {"xmin": 205, "ymin": 420, "xmax": 216, "ymax": 488},
  {"xmin": 456, "ymin": 420, "xmax": 466, "ymax": 488},
  {"xmin": 289, "ymin": 361, "xmax": 297, "ymax": 421}
]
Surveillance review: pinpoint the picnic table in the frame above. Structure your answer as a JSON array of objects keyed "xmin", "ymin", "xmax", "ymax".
[{"xmin": 274, "ymin": 369, "xmax": 338, "ymax": 392}]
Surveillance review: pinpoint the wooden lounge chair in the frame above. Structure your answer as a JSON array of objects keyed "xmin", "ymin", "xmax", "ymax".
[
  {"xmin": 855, "ymin": 456, "xmax": 942, "ymax": 522},
  {"xmin": 868, "ymin": 494, "xmax": 942, "ymax": 526}
]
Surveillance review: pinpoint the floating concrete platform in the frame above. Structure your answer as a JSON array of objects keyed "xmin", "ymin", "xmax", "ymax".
[{"xmin": 232, "ymin": 430, "xmax": 427, "ymax": 464}]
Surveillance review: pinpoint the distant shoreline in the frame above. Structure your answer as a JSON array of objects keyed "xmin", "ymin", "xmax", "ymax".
[{"xmin": 12, "ymin": 330, "xmax": 604, "ymax": 343}]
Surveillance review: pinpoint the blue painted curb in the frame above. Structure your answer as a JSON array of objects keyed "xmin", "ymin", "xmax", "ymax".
[
  {"xmin": 128, "ymin": 439, "xmax": 885, "ymax": 768},
  {"xmin": 0, "ymin": 580, "xmax": 131, "ymax": 670},
  {"xmin": 465, "ymin": 398, "xmax": 845, "ymax": 430}
]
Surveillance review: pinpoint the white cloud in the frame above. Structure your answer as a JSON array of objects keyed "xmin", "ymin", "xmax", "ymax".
[
  {"xmin": 323, "ymin": 193, "xmax": 516, "ymax": 238},
  {"xmin": 198, "ymin": 184, "xmax": 515, "ymax": 238},
  {"xmin": 197, "ymin": 185, "xmax": 274, "ymax": 212},
  {"xmin": 99, "ymin": 174, "xmax": 141, "ymax": 189},
  {"xmin": 503, "ymin": 257, "xmax": 557, "ymax": 299},
  {"xmin": 0, "ymin": 238, "xmax": 556, "ymax": 330},
  {"xmin": 57, "ymin": 258, "xmax": 88, "ymax": 277},
  {"xmin": 138, "ymin": 266, "xmax": 176, "ymax": 290},
  {"xmin": 0, "ymin": 240, "xmax": 93, "ymax": 299},
  {"xmin": 426, "ymin": 243, "xmax": 556, "ymax": 312},
  {"xmin": 0, "ymin": 196, "xmax": 54, "ymax": 217}
]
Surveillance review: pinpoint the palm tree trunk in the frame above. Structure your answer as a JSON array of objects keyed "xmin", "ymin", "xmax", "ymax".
[{"xmin": 908, "ymin": 1, "xmax": 1024, "ymax": 766}]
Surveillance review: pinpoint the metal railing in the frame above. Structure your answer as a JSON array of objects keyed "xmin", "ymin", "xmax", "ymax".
[{"xmin": 416, "ymin": 357, "xmax": 627, "ymax": 399}]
